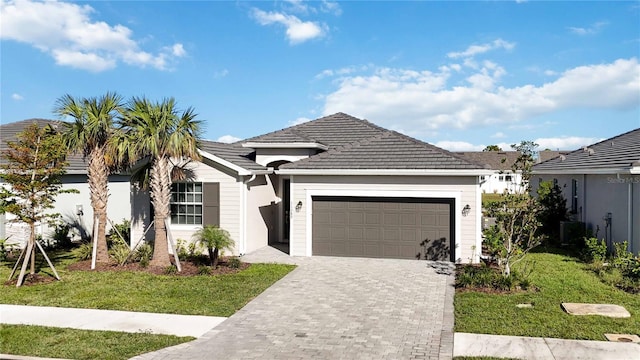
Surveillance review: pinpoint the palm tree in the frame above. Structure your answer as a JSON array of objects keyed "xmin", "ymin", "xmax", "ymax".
[
  {"xmin": 119, "ymin": 97, "xmax": 202, "ymax": 267},
  {"xmin": 55, "ymin": 92, "xmax": 124, "ymax": 264},
  {"xmin": 192, "ymin": 225, "xmax": 235, "ymax": 267}
]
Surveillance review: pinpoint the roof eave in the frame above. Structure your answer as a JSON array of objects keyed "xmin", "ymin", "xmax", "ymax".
[
  {"xmin": 198, "ymin": 149, "xmax": 272, "ymax": 176},
  {"xmin": 242, "ymin": 142, "xmax": 329, "ymax": 151},
  {"xmin": 275, "ymin": 169, "xmax": 493, "ymax": 176},
  {"xmin": 533, "ymin": 167, "xmax": 635, "ymax": 175}
]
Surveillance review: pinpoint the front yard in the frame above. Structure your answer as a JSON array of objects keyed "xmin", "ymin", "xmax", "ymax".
[
  {"xmin": 0, "ymin": 249, "xmax": 295, "ymax": 359},
  {"xmin": 454, "ymin": 249, "xmax": 640, "ymax": 340}
]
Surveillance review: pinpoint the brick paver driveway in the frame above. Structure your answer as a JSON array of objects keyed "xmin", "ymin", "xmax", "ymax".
[{"xmin": 133, "ymin": 248, "xmax": 455, "ymax": 360}]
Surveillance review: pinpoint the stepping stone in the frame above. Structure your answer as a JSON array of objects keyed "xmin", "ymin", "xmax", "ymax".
[
  {"xmin": 561, "ymin": 303, "xmax": 631, "ymax": 318},
  {"xmin": 604, "ymin": 334, "xmax": 640, "ymax": 343}
]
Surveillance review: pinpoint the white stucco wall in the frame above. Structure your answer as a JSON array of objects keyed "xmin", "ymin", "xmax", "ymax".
[
  {"xmin": 536, "ymin": 173, "xmax": 639, "ymax": 254},
  {"xmin": 288, "ymin": 175, "xmax": 482, "ymax": 263},
  {"xmin": 245, "ymin": 174, "xmax": 277, "ymax": 254},
  {"xmin": 481, "ymin": 171, "xmax": 523, "ymax": 194},
  {"xmin": 254, "ymin": 148, "xmax": 317, "ymax": 167},
  {"xmin": 131, "ymin": 158, "xmax": 245, "ymax": 256},
  {"xmin": 2, "ymin": 174, "xmax": 131, "ymax": 249}
]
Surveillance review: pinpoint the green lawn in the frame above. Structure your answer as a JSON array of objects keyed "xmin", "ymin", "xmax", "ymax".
[
  {"xmin": 481, "ymin": 193, "xmax": 505, "ymax": 207},
  {"xmin": 0, "ymin": 324, "xmax": 193, "ymax": 360},
  {"xmin": 1, "ymin": 253, "xmax": 295, "ymax": 316},
  {"xmin": 0, "ymin": 249, "xmax": 295, "ymax": 359},
  {"xmin": 455, "ymin": 249, "xmax": 640, "ymax": 340}
]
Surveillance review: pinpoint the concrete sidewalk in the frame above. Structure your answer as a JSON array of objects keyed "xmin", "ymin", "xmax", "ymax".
[
  {"xmin": 0, "ymin": 304, "xmax": 226, "ymax": 338},
  {"xmin": 454, "ymin": 332, "xmax": 640, "ymax": 360}
]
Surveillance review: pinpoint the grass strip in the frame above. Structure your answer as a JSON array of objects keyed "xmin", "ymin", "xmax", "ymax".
[{"xmin": 0, "ymin": 324, "xmax": 193, "ymax": 360}]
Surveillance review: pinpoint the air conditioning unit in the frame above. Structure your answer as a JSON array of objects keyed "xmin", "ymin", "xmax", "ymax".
[{"xmin": 559, "ymin": 221, "xmax": 585, "ymax": 246}]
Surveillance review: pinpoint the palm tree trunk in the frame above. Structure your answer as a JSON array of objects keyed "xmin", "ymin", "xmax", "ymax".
[
  {"xmin": 149, "ymin": 157, "xmax": 172, "ymax": 267},
  {"xmin": 88, "ymin": 146, "xmax": 110, "ymax": 263}
]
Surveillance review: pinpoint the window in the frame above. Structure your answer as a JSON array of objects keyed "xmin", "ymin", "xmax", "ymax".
[
  {"xmin": 505, "ymin": 175, "xmax": 513, "ymax": 182},
  {"xmin": 170, "ymin": 182, "xmax": 203, "ymax": 225},
  {"xmin": 498, "ymin": 175, "xmax": 504, "ymax": 181},
  {"xmin": 571, "ymin": 179, "xmax": 578, "ymax": 214},
  {"xmin": 480, "ymin": 175, "xmax": 486, "ymax": 181}
]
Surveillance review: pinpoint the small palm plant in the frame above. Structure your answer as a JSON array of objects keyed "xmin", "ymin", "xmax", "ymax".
[{"xmin": 192, "ymin": 225, "xmax": 235, "ymax": 267}]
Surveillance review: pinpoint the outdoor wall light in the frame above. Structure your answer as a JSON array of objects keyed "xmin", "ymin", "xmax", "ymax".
[
  {"xmin": 462, "ymin": 204, "xmax": 471, "ymax": 217},
  {"xmin": 295, "ymin": 201, "xmax": 303, "ymax": 212}
]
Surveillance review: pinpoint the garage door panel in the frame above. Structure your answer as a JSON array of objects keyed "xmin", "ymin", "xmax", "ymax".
[{"xmin": 312, "ymin": 197, "xmax": 453, "ymax": 261}]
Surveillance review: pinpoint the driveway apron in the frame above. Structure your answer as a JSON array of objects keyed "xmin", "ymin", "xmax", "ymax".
[{"xmin": 132, "ymin": 256, "xmax": 455, "ymax": 360}]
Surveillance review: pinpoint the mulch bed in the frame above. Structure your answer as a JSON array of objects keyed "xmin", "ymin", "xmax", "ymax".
[
  {"xmin": 66, "ymin": 257, "xmax": 250, "ymax": 276},
  {"xmin": 4, "ymin": 258, "xmax": 251, "ymax": 286}
]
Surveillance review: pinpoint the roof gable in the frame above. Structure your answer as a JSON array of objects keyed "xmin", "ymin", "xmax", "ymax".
[
  {"xmin": 279, "ymin": 129, "xmax": 488, "ymax": 171},
  {"xmin": 455, "ymin": 151, "xmax": 521, "ymax": 171},
  {"xmin": 533, "ymin": 128, "xmax": 640, "ymax": 173}
]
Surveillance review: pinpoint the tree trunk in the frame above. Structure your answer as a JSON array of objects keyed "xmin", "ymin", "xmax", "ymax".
[
  {"xmin": 212, "ymin": 248, "xmax": 219, "ymax": 268},
  {"xmin": 88, "ymin": 146, "xmax": 110, "ymax": 264},
  {"xmin": 29, "ymin": 223, "xmax": 35, "ymax": 275},
  {"xmin": 149, "ymin": 157, "xmax": 172, "ymax": 268},
  {"xmin": 208, "ymin": 248, "xmax": 215, "ymax": 267}
]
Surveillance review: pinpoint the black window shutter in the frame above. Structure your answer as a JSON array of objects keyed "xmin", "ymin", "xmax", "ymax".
[{"xmin": 203, "ymin": 183, "xmax": 220, "ymax": 226}]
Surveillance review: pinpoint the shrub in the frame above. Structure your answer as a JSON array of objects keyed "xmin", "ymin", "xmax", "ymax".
[
  {"xmin": 536, "ymin": 180, "xmax": 568, "ymax": 244},
  {"xmin": 135, "ymin": 243, "xmax": 153, "ymax": 268},
  {"xmin": 75, "ymin": 242, "xmax": 93, "ymax": 260},
  {"xmin": 109, "ymin": 243, "xmax": 131, "ymax": 265},
  {"xmin": 582, "ymin": 237, "xmax": 607, "ymax": 262},
  {"xmin": 192, "ymin": 225, "xmax": 235, "ymax": 268},
  {"xmin": 228, "ymin": 257, "xmax": 242, "ymax": 269},
  {"xmin": 163, "ymin": 265, "xmax": 178, "ymax": 275},
  {"xmin": 456, "ymin": 263, "xmax": 533, "ymax": 291},
  {"xmin": 197, "ymin": 265, "xmax": 212, "ymax": 275},
  {"xmin": 50, "ymin": 221, "xmax": 73, "ymax": 249},
  {"xmin": 107, "ymin": 219, "xmax": 130, "ymax": 249},
  {"xmin": 0, "ymin": 237, "xmax": 8, "ymax": 262}
]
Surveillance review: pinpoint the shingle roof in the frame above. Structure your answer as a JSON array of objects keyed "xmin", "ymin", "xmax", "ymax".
[
  {"xmin": 198, "ymin": 141, "xmax": 268, "ymax": 171},
  {"xmin": 455, "ymin": 151, "xmax": 521, "ymax": 171},
  {"xmin": 533, "ymin": 128, "xmax": 640, "ymax": 172},
  {"xmin": 0, "ymin": 119, "xmax": 88, "ymax": 174},
  {"xmin": 537, "ymin": 150, "xmax": 571, "ymax": 163},
  {"xmin": 245, "ymin": 113, "xmax": 387, "ymax": 148},
  {"xmin": 279, "ymin": 129, "xmax": 488, "ymax": 170}
]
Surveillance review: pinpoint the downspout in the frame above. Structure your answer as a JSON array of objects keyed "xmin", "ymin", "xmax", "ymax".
[
  {"xmin": 628, "ymin": 182, "xmax": 633, "ymax": 253},
  {"xmin": 240, "ymin": 174, "xmax": 257, "ymax": 256}
]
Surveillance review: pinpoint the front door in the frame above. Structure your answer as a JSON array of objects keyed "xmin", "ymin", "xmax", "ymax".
[{"xmin": 282, "ymin": 179, "xmax": 290, "ymax": 242}]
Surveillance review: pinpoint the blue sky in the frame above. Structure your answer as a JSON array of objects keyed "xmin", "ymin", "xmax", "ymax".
[{"xmin": 1, "ymin": 0, "xmax": 639, "ymax": 151}]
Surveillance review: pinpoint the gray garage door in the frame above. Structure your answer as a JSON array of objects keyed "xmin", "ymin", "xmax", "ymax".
[{"xmin": 312, "ymin": 196, "xmax": 454, "ymax": 261}]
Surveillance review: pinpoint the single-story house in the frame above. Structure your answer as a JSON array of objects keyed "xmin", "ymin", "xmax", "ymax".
[
  {"xmin": 0, "ymin": 119, "xmax": 132, "ymax": 248},
  {"xmin": 132, "ymin": 113, "xmax": 491, "ymax": 263},
  {"xmin": 532, "ymin": 128, "xmax": 640, "ymax": 255},
  {"xmin": 3, "ymin": 114, "xmax": 492, "ymax": 263},
  {"xmin": 455, "ymin": 151, "xmax": 523, "ymax": 194}
]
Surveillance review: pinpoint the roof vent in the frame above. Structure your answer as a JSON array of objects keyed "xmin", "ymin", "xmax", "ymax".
[
  {"xmin": 560, "ymin": 155, "xmax": 566, "ymax": 161},
  {"xmin": 611, "ymin": 141, "xmax": 614, "ymax": 147},
  {"xmin": 588, "ymin": 148, "xmax": 595, "ymax": 156},
  {"xmin": 582, "ymin": 146, "xmax": 589, "ymax": 152}
]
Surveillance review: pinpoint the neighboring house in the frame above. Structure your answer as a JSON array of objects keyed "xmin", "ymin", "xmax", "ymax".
[
  {"xmin": 533, "ymin": 128, "xmax": 640, "ymax": 255},
  {"xmin": 537, "ymin": 150, "xmax": 570, "ymax": 164},
  {"xmin": 132, "ymin": 113, "xmax": 492, "ymax": 263},
  {"xmin": 0, "ymin": 119, "xmax": 131, "ymax": 248},
  {"xmin": 456, "ymin": 151, "xmax": 523, "ymax": 194}
]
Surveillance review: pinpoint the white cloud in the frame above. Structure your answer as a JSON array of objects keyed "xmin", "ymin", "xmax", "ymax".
[
  {"xmin": 433, "ymin": 141, "xmax": 484, "ymax": 152},
  {"xmin": 447, "ymin": 39, "xmax": 515, "ymax": 59},
  {"xmin": 216, "ymin": 135, "xmax": 241, "ymax": 143},
  {"xmin": 289, "ymin": 117, "xmax": 312, "ymax": 126},
  {"xmin": 322, "ymin": 58, "xmax": 640, "ymax": 137},
  {"xmin": 11, "ymin": 93, "xmax": 24, "ymax": 101},
  {"xmin": 320, "ymin": 0, "xmax": 342, "ymax": 16},
  {"xmin": 534, "ymin": 136, "xmax": 602, "ymax": 151},
  {"xmin": 491, "ymin": 132, "xmax": 506, "ymax": 139},
  {"xmin": 0, "ymin": 0, "xmax": 185, "ymax": 72},
  {"xmin": 213, "ymin": 69, "xmax": 229, "ymax": 78},
  {"xmin": 251, "ymin": 8, "xmax": 326, "ymax": 45},
  {"xmin": 568, "ymin": 21, "xmax": 608, "ymax": 36},
  {"xmin": 314, "ymin": 64, "xmax": 372, "ymax": 79}
]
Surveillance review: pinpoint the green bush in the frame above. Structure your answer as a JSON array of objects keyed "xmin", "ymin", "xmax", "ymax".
[
  {"xmin": 106, "ymin": 219, "xmax": 130, "ymax": 249},
  {"xmin": 75, "ymin": 242, "xmax": 93, "ymax": 261},
  {"xmin": 109, "ymin": 243, "xmax": 131, "ymax": 264},
  {"xmin": 135, "ymin": 243, "xmax": 153, "ymax": 268},
  {"xmin": 582, "ymin": 237, "xmax": 607, "ymax": 262},
  {"xmin": 0, "ymin": 238, "xmax": 8, "ymax": 262},
  {"xmin": 163, "ymin": 265, "xmax": 178, "ymax": 275},
  {"xmin": 50, "ymin": 221, "xmax": 73, "ymax": 249},
  {"xmin": 197, "ymin": 265, "xmax": 212, "ymax": 275},
  {"xmin": 455, "ymin": 263, "xmax": 531, "ymax": 291},
  {"xmin": 228, "ymin": 257, "xmax": 242, "ymax": 269}
]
